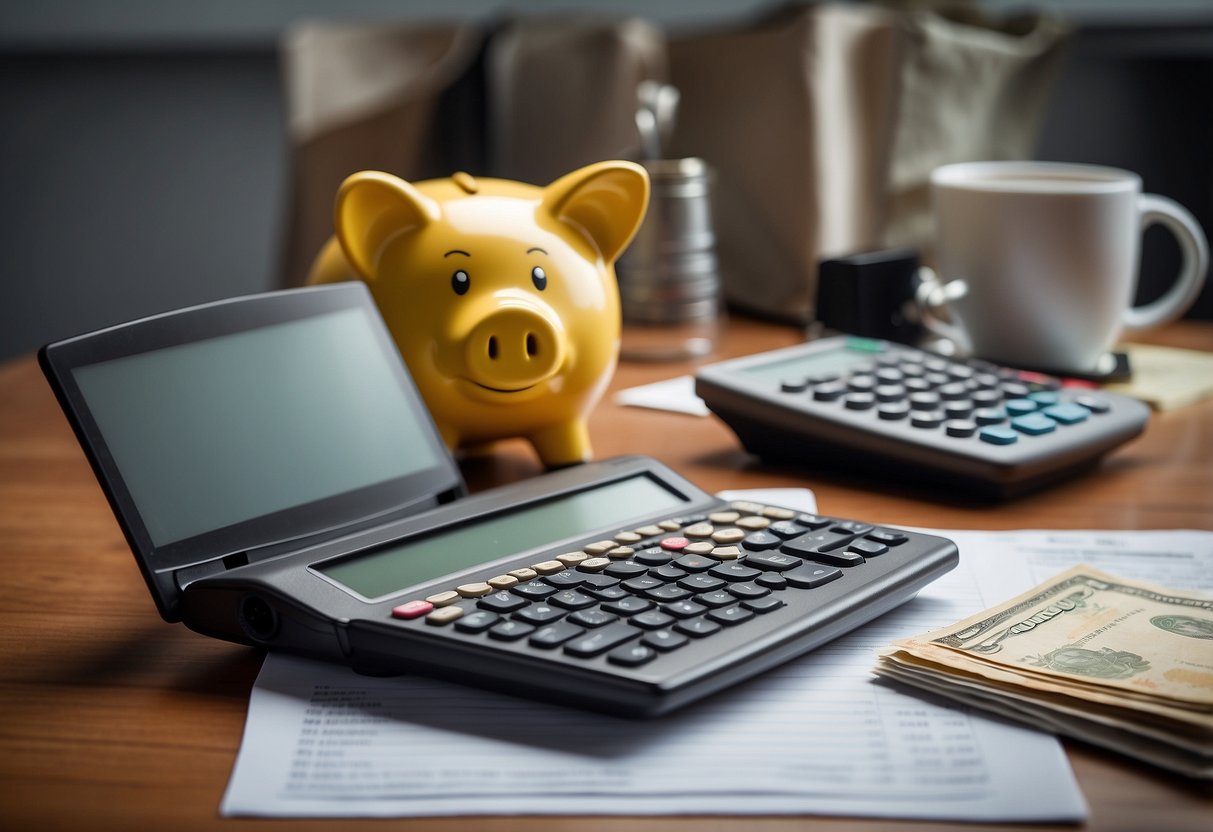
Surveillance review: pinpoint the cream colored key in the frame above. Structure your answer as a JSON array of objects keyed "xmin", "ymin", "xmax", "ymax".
[
  {"xmin": 708, "ymin": 511, "xmax": 741, "ymax": 524},
  {"xmin": 508, "ymin": 567, "xmax": 537, "ymax": 581},
  {"xmin": 711, "ymin": 528, "xmax": 746, "ymax": 545},
  {"xmin": 487, "ymin": 574, "xmax": 519, "ymax": 589},
  {"xmin": 531, "ymin": 560, "xmax": 564, "ymax": 575},
  {"xmin": 425, "ymin": 590, "xmax": 461, "ymax": 607},
  {"xmin": 762, "ymin": 506, "xmax": 796, "ymax": 520},
  {"xmin": 426, "ymin": 606, "xmax": 464, "ymax": 625},
  {"xmin": 736, "ymin": 515, "xmax": 770, "ymax": 530},
  {"xmin": 607, "ymin": 546, "xmax": 634, "ymax": 559},
  {"xmin": 634, "ymin": 525, "xmax": 664, "ymax": 538},
  {"xmin": 583, "ymin": 540, "xmax": 618, "ymax": 556},
  {"xmin": 578, "ymin": 557, "xmax": 611, "ymax": 572},
  {"xmin": 614, "ymin": 531, "xmax": 642, "ymax": 544},
  {"xmin": 556, "ymin": 552, "xmax": 588, "ymax": 566},
  {"xmin": 683, "ymin": 541, "xmax": 715, "ymax": 555},
  {"xmin": 658, "ymin": 520, "xmax": 682, "ymax": 531},
  {"xmin": 711, "ymin": 545, "xmax": 742, "ymax": 560},
  {"xmin": 683, "ymin": 522, "xmax": 715, "ymax": 538},
  {"xmin": 455, "ymin": 582, "xmax": 492, "ymax": 598},
  {"xmin": 730, "ymin": 500, "xmax": 765, "ymax": 515}
]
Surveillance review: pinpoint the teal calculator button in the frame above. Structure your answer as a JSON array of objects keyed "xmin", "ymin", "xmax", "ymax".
[
  {"xmin": 979, "ymin": 426, "xmax": 1019, "ymax": 445},
  {"xmin": 1043, "ymin": 402, "xmax": 1090, "ymax": 425},
  {"xmin": 1011, "ymin": 412, "xmax": 1057, "ymax": 435},
  {"xmin": 1005, "ymin": 398, "xmax": 1039, "ymax": 416},
  {"xmin": 1029, "ymin": 391, "xmax": 1060, "ymax": 406},
  {"xmin": 845, "ymin": 337, "xmax": 886, "ymax": 353}
]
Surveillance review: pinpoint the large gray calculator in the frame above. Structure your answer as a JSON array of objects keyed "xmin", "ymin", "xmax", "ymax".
[{"xmin": 695, "ymin": 336, "xmax": 1151, "ymax": 497}]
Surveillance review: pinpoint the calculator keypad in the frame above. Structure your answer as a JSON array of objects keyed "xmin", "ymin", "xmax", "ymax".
[{"xmin": 390, "ymin": 501, "xmax": 912, "ymax": 666}]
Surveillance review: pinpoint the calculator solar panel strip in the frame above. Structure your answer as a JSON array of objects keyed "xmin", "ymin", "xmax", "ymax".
[
  {"xmin": 695, "ymin": 336, "xmax": 1151, "ymax": 498},
  {"xmin": 40, "ymin": 286, "xmax": 957, "ymax": 717}
]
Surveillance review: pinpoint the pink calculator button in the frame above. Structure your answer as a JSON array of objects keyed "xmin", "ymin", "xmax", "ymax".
[
  {"xmin": 391, "ymin": 600, "xmax": 433, "ymax": 620},
  {"xmin": 661, "ymin": 537, "xmax": 690, "ymax": 551}
]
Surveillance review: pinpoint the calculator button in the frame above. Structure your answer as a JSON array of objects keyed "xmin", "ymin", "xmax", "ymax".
[
  {"xmin": 945, "ymin": 419, "xmax": 978, "ymax": 438},
  {"xmin": 781, "ymin": 530, "xmax": 852, "ymax": 555},
  {"xmin": 606, "ymin": 546, "xmax": 635, "ymax": 559},
  {"xmin": 486, "ymin": 574, "xmax": 519, "ymax": 590},
  {"xmin": 507, "ymin": 567, "xmax": 537, "ymax": 581},
  {"xmin": 658, "ymin": 519, "xmax": 683, "ymax": 531},
  {"xmin": 794, "ymin": 514, "xmax": 832, "ymax": 529},
  {"xmin": 679, "ymin": 574, "xmax": 727, "ymax": 594},
  {"xmin": 391, "ymin": 600, "xmax": 433, "ymax": 620},
  {"xmin": 729, "ymin": 500, "xmax": 766, "ymax": 514},
  {"xmin": 979, "ymin": 425, "xmax": 1019, "ymax": 445},
  {"xmin": 642, "ymin": 629, "xmax": 690, "ymax": 652},
  {"xmin": 725, "ymin": 582, "xmax": 769, "ymax": 600},
  {"xmin": 647, "ymin": 584, "xmax": 692, "ymax": 602},
  {"xmin": 661, "ymin": 536, "xmax": 690, "ymax": 551},
  {"xmin": 847, "ymin": 374, "xmax": 876, "ymax": 392},
  {"xmin": 585, "ymin": 584, "xmax": 628, "ymax": 601},
  {"xmin": 424, "ymin": 590, "xmax": 460, "ymax": 607},
  {"xmin": 1075, "ymin": 394, "xmax": 1111, "ymax": 413},
  {"xmin": 564, "ymin": 623, "xmax": 641, "ymax": 657},
  {"xmin": 528, "ymin": 621, "xmax": 585, "ymax": 648},
  {"xmin": 581, "ymin": 573, "xmax": 620, "ymax": 587},
  {"xmin": 735, "ymin": 515, "xmax": 771, "ymax": 531},
  {"xmin": 489, "ymin": 620, "xmax": 535, "ymax": 641},
  {"xmin": 974, "ymin": 407, "xmax": 1007, "ymax": 425},
  {"xmin": 762, "ymin": 509, "xmax": 796, "ymax": 521},
  {"xmin": 478, "ymin": 591, "xmax": 530, "ymax": 613},
  {"xmin": 1029, "ymin": 391, "xmax": 1060, "ymax": 406},
  {"xmin": 867, "ymin": 529, "xmax": 908, "ymax": 546},
  {"xmin": 634, "ymin": 524, "xmax": 665, "ymax": 537},
  {"xmin": 810, "ymin": 549, "xmax": 866, "ymax": 567},
  {"xmin": 844, "ymin": 392, "xmax": 875, "ymax": 410},
  {"xmin": 512, "ymin": 580, "xmax": 558, "ymax": 599},
  {"xmin": 674, "ymin": 617, "xmax": 723, "ymax": 638},
  {"xmin": 1002, "ymin": 382, "xmax": 1030, "ymax": 398},
  {"xmin": 910, "ymin": 410, "xmax": 945, "ymax": 429},
  {"xmin": 849, "ymin": 539, "xmax": 889, "ymax": 557},
  {"xmin": 947, "ymin": 364, "xmax": 975, "ymax": 381},
  {"xmin": 683, "ymin": 522, "xmax": 715, "ymax": 538},
  {"xmin": 682, "ymin": 541, "xmax": 716, "ymax": 556},
  {"xmin": 664, "ymin": 600, "xmax": 708, "ymax": 618},
  {"xmin": 875, "ymin": 367, "xmax": 903, "ymax": 383},
  {"xmin": 614, "ymin": 531, "xmax": 643, "ymax": 544},
  {"xmin": 673, "ymin": 553, "xmax": 717, "ymax": 572},
  {"xmin": 568, "ymin": 609, "xmax": 619, "ymax": 629},
  {"xmin": 650, "ymin": 564, "xmax": 688, "ymax": 582},
  {"xmin": 548, "ymin": 590, "xmax": 598, "ymax": 610},
  {"xmin": 543, "ymin": 569, "xmax": 587, "ymax": 588},
  {"xmin": 424, "ymin": 606, "xmax": 464, "ymax": 626},
  {"xmin": 781, "ymin": 377, "xmax": 810, "ymax": 393},
  {"xmin": 608, "ymin": 643, "xmax": 657, "ymax": 667},
  {"xmin": 623, "ymin": 575, "xmax": 665, "ymax": 593},
  {"xmin": 694, "ymin": 590, "xmax": 735, "ymax": 608},
  {"xmin": 832, "ymin": 521, "xmax": 872, "ymax": 535},
  {"xmin": 513, "ymin": 604, "xmax": 566, "ymax": 625},
  {"xmin": 633, "ymin": 547, "xmax": 673, "ymax": 566},
  {"xmin": 875, "ymin": 384, "xmax": 906, "ymax": 402},
  {"xmin": 1004, "ymin": 398, "xmax": 1038, "ymax": 416},
  {"xmin": 604, "ymin": 559, "xmax": 649, "ymax": 578},
  {"xmin": 877, "ymin": 401, "xmax": 910, "ymax": 420},
  {"xmin": 455, "ymin": 582, "xmax": 493, "ymax": 598},
  {"xmin": 813, "ymin": 381, "xmax": 847, "ymax": 401},
  {"xmin": 583, "ymin": 540, "xmax": 618, "ymax": 556},
  {"xmin": 707, "ymin": 605, "xmax": 756, "ymax": 627},
  {"xmin": 454, "ymin": 610, "xmax": 499, "ymax": 633},
  {"xmin": 601, "ymin": 596, "xmax": 654, "ymax": 616},
  {"xmin": 709, "ymin": 511, "xmax": 741, "ymax": 524},
  {"xmin": 556, "ymin": 552, "xmax": 588, "ymax": 567},
  {"xmin": 974, "ymin": 373, "xmax": 1001, "ymax": 390},
  {"xmin": 577, "ymin": 557, "xmax": 611, "ymax": 572},
  {"xmin": 971, "ymin": 389, "xmax": 1003, "ymax": 407},
  {"xmin": 709, "ymin": 562, "xmax": 762, "ymax": 582},
  {"xmin": 925, "ymin": 372, "xmax": 949, "ymax": 387},
  {"xmin": 711, "ymin": 527, "xmax": 746, "ymax": 545},
  {"xmin": 1043, "ymin": 402, "xmax": 1090, "ymax": 425},
  {"xmin": 629, "ymin": 609, "xmax": 676, "ymax": 630},
  {"xmin": 743, "ymin": 550, "xmax": 803, "ymax": 572},
  {"xmin": 710, "ymin": 545, "xmax": 742, "ymax": 560},
  {"xmin": 781, "ymin": 564, "xmax": 843, "ymax": 589},
  {"xmin": 1011, "ymin": 412, "xmax": 1057, "ymax": 435},
  {"xmin": 742, "ymin": 530, "xmax": 782, "ymax": 550},
  {"xmin": 944, "ymin": 402, "xmax": 974, "ymax": 420},
  {"xmin": 909, "ymin": 391, "xmax": 941, "ymax": 410},
  {"xmin": 531, "ymin": 561, "xmax": 564, "ymax": 575},
  {"xmin": 742, "ymin": 596, "xmax": 785, "ymax": 614}
]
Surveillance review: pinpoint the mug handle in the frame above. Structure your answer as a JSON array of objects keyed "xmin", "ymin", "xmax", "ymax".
[
  {"xmin": 1123, "ymin": 194, "xmax": 1209, "ymax": 334},
  {"xmin": 914, "ymin": 267, "xmax": 970, "ymax": 348}
]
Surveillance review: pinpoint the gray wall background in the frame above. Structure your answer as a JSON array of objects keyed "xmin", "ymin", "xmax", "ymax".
[{"xmin": 2, "ymin": 0, "xmax": 1212, "ymax": 362}]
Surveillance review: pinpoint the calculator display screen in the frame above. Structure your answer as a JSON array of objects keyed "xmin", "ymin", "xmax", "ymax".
[
  {"xmin": 72, "ymin": 307, "xmax": 443, "ymax": 547},
  {"xmin": 318, "ymin": 474, "xmax": 687, "ymax": 599},
  {"xmin": 739, "ymin": 343, "xmax": 872, "ymax": 385}
]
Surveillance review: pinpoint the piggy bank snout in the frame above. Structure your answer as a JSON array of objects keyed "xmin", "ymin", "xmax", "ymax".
[{"xmin": 464, "ymin": 303, "xmax": 567, "ymax": 391}]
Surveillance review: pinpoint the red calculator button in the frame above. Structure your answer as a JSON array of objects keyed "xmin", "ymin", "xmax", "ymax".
[{"xmin": 391, "ymin": 600, "xmax": 433, "ymax": 620}]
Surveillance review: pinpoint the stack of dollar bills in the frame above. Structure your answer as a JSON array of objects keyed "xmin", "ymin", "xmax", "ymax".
[{"xmin": 875, "ymin": 565, "xmax": 1213, "ymax": 778}]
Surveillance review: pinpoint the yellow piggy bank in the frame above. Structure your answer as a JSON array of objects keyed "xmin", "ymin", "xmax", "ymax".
[{"xmin": 308, "ymin": 161, "xmax": 649, "ymax": 467}]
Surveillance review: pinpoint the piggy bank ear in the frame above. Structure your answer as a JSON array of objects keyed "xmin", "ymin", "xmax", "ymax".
[
  {"xmin": 540, "ymin": 161, "xmax": 650, "ymax": 265},
  {"xmin": 334, "ymin": 171, "xmax": 441, "ymax": 279}
]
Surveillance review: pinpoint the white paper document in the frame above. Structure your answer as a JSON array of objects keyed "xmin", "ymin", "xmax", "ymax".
[{"xmin": 219, "ymin": 508, "xmax": 1210, "ymax": 820}]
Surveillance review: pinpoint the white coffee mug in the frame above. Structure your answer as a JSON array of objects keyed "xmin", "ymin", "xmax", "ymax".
[{"xmin": 918, "ymin": 161, "xmax": 1208, "ymax": 374}]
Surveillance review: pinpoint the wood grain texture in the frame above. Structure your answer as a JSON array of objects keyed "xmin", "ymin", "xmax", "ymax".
[{"xmin": 2, "ymin": 319, "xmax": 1210, "ymax": 831}]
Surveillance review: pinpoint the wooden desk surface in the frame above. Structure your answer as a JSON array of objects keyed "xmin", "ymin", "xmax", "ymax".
[{"xmin": 2, "ymin": 317, "xmax": 1210, "ymax": 831}]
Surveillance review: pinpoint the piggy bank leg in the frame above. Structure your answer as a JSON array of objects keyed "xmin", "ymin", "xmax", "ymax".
[{"xmin": 528, "ymin": 421, "xmax": 592, "ymax": 468}]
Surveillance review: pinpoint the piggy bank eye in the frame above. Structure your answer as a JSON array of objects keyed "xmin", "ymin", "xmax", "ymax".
[
  {"xmin": 451, "ymin": 270, "xmax": 470, "ymax": 295},
  {"xmin": 531, "ymin": 266, "xmax": 547, "ymax": 291}
]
